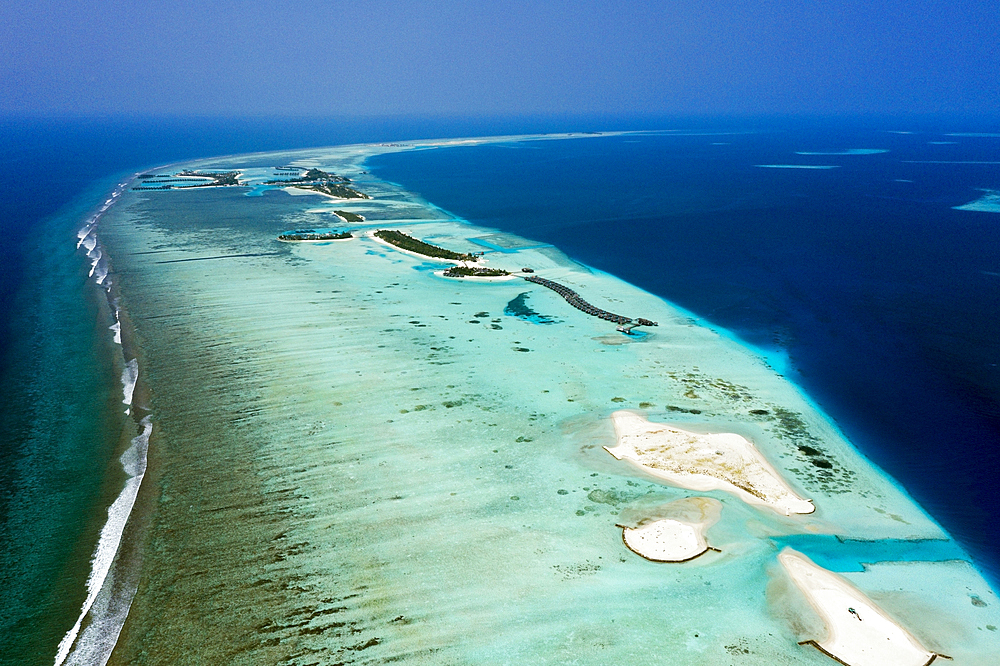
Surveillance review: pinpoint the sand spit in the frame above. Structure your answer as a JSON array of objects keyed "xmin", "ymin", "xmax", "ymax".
[
  {"xmin": 779, "ymin": 549, "xmax": 941, "ymax": 666},
  {"xmin": 619, "ymin": 497, "xmax": 722, "ymax": 562},
  {"xmin": 605, "ymin": 411, "xmax": 814, "ymax": 516}
]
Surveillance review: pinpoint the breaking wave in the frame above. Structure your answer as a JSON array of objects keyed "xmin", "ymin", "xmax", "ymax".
[
  {"xmin": 754, "ymin": 164, "xmax": 839, "ymax": 169},
  {"xmin": 120, "ymin": 358, "xmax": 138, "ymax": 408},
  {"xmin": 56, "ymin": 176, "xmax": 152, "ymax": 666},
  {"xmin": 795, "ymin": 149, "xmax": 889, "ymax": 155},
  {"xmin": 54, "ymin": 418, "xmax": 151, "ymax": 666}
]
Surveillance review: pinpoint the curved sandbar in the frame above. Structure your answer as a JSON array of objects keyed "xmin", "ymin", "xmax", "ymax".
[
  {"xmin": 779, "ymin": 549, "xmax": 939, "ymax": 666},
  {"xmin": 605, "ymin": 411, "xmax": 814, "ymax": 516},
  {"xmin": 619, "ymin": 497, "xmax": 722, "ymax": 562}
]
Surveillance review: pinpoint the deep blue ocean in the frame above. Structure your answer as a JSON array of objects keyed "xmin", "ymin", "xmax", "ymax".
[{"xmin": 1, "ymin": 116, "xmax": 998, "ymax": 663}]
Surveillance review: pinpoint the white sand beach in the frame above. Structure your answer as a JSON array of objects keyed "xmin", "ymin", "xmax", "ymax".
[
  {"xmin": 619, "ymin": 496, "xmax": 721, "ymax": 562},
  {"xmin": 605, "ymin": 410, "xmax": 815, "ymax": 516},
  {"xmin": 779, "ymin": 549, "xmax": 938, "ymax": 666}
]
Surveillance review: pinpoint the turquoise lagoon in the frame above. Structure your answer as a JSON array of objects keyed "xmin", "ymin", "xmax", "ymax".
[{"xmin": 67, "ymin": 136, "xmax": 1000, "ymax": 664}]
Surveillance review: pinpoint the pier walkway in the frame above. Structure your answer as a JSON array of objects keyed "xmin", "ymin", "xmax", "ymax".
[{"xmin": 523, "ymin": 275, "xmax": 658, "ymax": 330}]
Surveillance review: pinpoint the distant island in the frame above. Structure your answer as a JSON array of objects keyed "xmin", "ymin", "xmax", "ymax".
[
  {"xmin": 374, "ymin": 229, "xmax": 480, "ymax": 262},
  {"xmin": 443, "ymin": 266, "xmax": 510, "ymax": 277},
  {"xmin": 133, "ymin": 170, "xmax": 243, "ymax": 190},
  {"xmin": 278, "ymin": 230, "xmax": 352, "ymax": 242},
  {"xmin": 334, "ymin": 210, "xmax": 365, "ymax": 223},
  {"xmin": 266, "ymin": 168, "xmax": 370, "ymax": 199}
]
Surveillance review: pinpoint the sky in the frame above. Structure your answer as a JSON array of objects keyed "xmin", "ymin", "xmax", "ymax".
[{"xmin": 1, "ymin": 0, "xmax": 998, "ymax": 118}]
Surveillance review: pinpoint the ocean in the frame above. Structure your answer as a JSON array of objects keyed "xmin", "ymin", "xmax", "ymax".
[{"xmin": 1, "ymin": 118, "xmax": 998, "ymax": 664}]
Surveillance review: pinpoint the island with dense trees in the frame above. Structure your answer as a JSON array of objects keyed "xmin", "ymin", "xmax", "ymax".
[
  {"xmin": 443, "ymin": 266, "xmax": 510, "ymax": 278},
  {"xmin": 334, "ymin": 210, "xmax": 365, "ymax": 223},
  {"xmin": 374, "ymin": 229, "xmax": 479, "ymax": 261}
]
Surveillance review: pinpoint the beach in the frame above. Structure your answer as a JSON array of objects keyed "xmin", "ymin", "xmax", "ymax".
[
  {"xmin": 606, "ymin": 410, "xmax": 815, "ymax": 516},
  {"xmin": 779, "ymin": 549, "xmax": 937, "ymax": 666}
]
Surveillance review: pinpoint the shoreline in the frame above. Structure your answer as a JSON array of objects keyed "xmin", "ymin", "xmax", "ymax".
[
  {"xmin": 779, "ymin": 549, "xmax": 939, "ymax": 666},
  {"xmin": 605, "ymin": 410, "xmax": 815, "ymax": 516}
]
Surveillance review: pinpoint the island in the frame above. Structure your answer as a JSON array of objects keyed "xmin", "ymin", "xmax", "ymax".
[
  {"xmin": 277, "ymin": 230, "xmax": 352, "ymax": 242},
  {"xmin": 265, "ymin": 167, "xmax": 370, "ymax": 199},
  {"xmin": 132, "ymin": 170, "xmax": 243, "ymax": 190},
  {"xmin": 443, "ymin": 266, "xmax": 510, "ymax": 278},
  {"xmin": 373, "ymin": 229, "xmax": 480, "ymax": 262},
  {"xmin": 604, "ymin": 410, "xmax": 815, "ymax": 516},
  {"xmin": 334, "ymin": 210, "xmax": 365, "ymax": 223}
]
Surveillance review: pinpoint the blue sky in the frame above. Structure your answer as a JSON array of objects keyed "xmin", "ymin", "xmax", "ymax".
[{"xmin": 2, "ymin": 0, "xmax": 997, "ymax": 117}]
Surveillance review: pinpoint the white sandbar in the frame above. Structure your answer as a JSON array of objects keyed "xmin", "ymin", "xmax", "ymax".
[
  {"xmin": 605, "ymin": 411, "xmax": 814, "ymax": 516},
  {"xmin": 622, "ymin": 519, "xmax": 706, "ymax": 562},
  {"xmin": 620, "ymin": 496, "xmax": 721, "ymax": 562},
  {"xmin": 779, "ymin": 549, "xmax": 937, "ymax": 666}
]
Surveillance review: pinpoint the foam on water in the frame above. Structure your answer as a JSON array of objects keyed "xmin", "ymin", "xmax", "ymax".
[
  {"xmin": 53, "ymin": 181, "xmax": 151, "ymax": 666},
  {"xmin": 55, "ymin": 418, "xmax": 151, "ymax": 666},
  {"xmin": 120, "ymin": 359, "xmax": 138, "ymax": 408},
  {"xmin": 794, "ymin": 149, "xmax": 889, "ymax": 155},
  {"xmin": 754, "ymin": 164, "xmax": 839, "ymax": 169}
]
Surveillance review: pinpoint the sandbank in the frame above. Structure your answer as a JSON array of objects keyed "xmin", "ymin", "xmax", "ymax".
[
  {"xmin": 954, "ymin": 189, "xmax": 1000, "ymax": 213},
  {"xmin": 619, "ymin": 497, "xmax": 721, "ymax": 562},
  {"xmin": 779, "ymin": 549, "xmax": 939, "ymax": 666},
  {"xmin": 605, "ymin": 411, "xmax": 814, "ymax": 516}
]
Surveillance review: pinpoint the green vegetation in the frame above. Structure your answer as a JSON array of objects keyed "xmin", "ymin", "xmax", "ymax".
[
  {"xmin": 264, "ymin": 167, "xmax": 351, "ymax": 184},
  {"xmin": 334, "ymin": 210, "xmax": 365, "ymax": 223},
  {"xmin": 278, "ymin": 231, "xmax": 352, "ymax": 241},
  {"xmin": 443, "ymin": 266, "xmax": 509, "ymax": 278},
  {"xmin": 375, "ymin": 229, "xmax": 479, "ymax": 262},
  {"xmin": 292, "ymin": 183, "xmax": 370, "ymax": 199},
  {"xmin": 133, "ymin": 170, "xmax": 243, "ymax": 190},
  {"xmin": 264, "ymin": 167, "xmax": 371, "ymax": 197},
  {"xmin": 262, "ymin": 166, "xmax": 369, "ymax": 198},
  {"xmin": 179, "ymin": 170, "xmax": 242, "ymax": 186}
]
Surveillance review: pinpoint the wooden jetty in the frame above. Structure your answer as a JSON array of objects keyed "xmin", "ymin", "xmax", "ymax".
[{"xmin": 523, "ymin": 275, "xmax": 658, "ymax": 331}]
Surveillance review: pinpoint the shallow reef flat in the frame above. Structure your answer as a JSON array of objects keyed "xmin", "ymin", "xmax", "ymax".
[{"xmin": 95, "ymin": 137, "xmax": 1000, "ymax": 665}]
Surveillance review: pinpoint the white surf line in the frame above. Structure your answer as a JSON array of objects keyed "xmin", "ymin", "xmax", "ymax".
[
  {"xmin": 795, "ymin": 149, "xmax": 889, "ymax": 155},
  {"xmin": 754, "ymin": 164, "xmax": 839, "ymax": 169},
  {"xmin": 55, "ymin": 418, "xmax": 151, "ymax": 666},
  {"xmin": 56, "ymin": 177, "xmax": 150, "ymax": 666}
]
